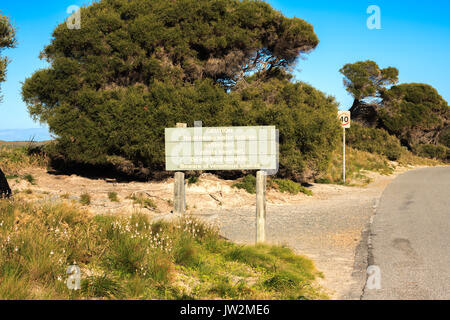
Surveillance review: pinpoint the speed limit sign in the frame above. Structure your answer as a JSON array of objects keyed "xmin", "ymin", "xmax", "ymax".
[
  {"xmin": 338, "ymin": 111, "xmax": 351, "ymax": 129},
  {"xmin": 338, "ymin": 111, "xmax": 351, "ymax": 184}
]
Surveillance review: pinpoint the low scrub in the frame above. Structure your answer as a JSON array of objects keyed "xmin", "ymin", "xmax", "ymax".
[
  {"xmin": 346, "ymin": 123, "xmax": 403, "ymax": 161},
  {"xmin": 317, "ymin": 146, "xmax": 395, "ymax": 185},
  {"xmin": 0, "ymin": 147, "xmax": 48, "ymax": 176},
  {"xmin": 413, "ymin": 144, "xmax": 450, "ymax": 162},
  {"xmin": 79, "ymin": 193, "xmax": 91, "ymax": 206},
  {"xmin": 0, "ymin": 200, "xmax": 326, "ymax": 300},
  {"xmin": 232, "ymin": 175, "xmax": 257, "ymax": 194},
  {"xmin": 272, "ymin": 179, "xmax": 312, "ymax": 196},
  {"xmin": 129, "ymin": 194, "xmax": 157, "ymax": 211},
  {"xmin": 108, "ymin": 192, "xmax": 119, "ymax": 203},
  {"xmin": 233, "ymin": 176, "xmax": 313, "ymax": 196}
]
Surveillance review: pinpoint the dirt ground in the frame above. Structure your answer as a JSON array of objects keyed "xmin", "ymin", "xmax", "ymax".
[{"xmin": 8, "ymin": 165, "xmax": 421, "ymax": 299}]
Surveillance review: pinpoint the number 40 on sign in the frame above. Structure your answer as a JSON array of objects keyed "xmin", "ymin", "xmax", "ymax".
[{"xmin": 338, "ymin": 111, "xmax": 351, "ymax": 184}]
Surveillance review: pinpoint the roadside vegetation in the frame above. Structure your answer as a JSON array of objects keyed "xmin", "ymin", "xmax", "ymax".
[
  {"xmin": 108, "ymin": 192, "xmax": 119, "ymax": 203},
  {"xmin": 346, "ymin": 123, "xmax": 403, "ymax": 161},
  {"xmin": 0, "ymin": 200, "xmax": 326, "ymax": 300},
  {"xmin": 233, "ymin": 175, "xmax": 313, "ymax": 196},
  {"xmin": 79, "ymin": 193, "xmax": 91, "ymax": 206},
  {"xmin": 22, "ymin": 0, "xmax": 340, "ymax": 183},
  {"xmin": 129, "ymin": 194, "xmax": 158, "ymax": 211},
  {"xmin": 340, "ymin": 60, "xmax": 449, "ymax": 163},
  {"xmin": 317, "ymin": 143, "xmax": 443, "ymax": 185},
  {"xmin": 0, "ymin": 146, "xmax": 48, "ymax": 177},
  {"xmin": 318, "ymin": 147, "xmax": 394, "ymax": 185}
]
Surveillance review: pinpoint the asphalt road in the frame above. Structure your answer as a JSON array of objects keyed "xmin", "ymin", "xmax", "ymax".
[{"xmin": 362, "ymin": 167, "xmax": 450, "ymax": 300}]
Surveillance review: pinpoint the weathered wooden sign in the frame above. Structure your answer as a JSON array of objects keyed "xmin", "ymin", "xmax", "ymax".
[{"xmin": 165, "ymin": 126, "xmax": 278, "ymax": 171}]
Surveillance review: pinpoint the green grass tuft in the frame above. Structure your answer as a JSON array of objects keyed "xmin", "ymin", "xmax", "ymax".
[
  {"xmin": 232, "ymin": 175, "xmax": 256, "ymax": 194},
  {"xmin": 187, "ymin": 176, "xmax": 200, "ymax": 185},
  {"xmin": 271, "ymin": 179, "xmax": 313, "ymax": 196},
  {"xmin": 0, "ymin": 200, "xmax": 326, "ymax": 300},
  {"xmin": 79, "ymin": 193, "xmax": 91, "ymax": 206},
  {"xmin": 130, "ymin": 195, "xmax": 157, "ymax": 210},
  {"xmin": 22, "ymin": 174, "xmax": 36, "ymax": 185},
  {"xmin": 108, "ymin": 192, "xmax": 119, "ymax": 202},
  {"xmin": 82, "ymin": 275, "xmax": 124, "ymax": 299}
]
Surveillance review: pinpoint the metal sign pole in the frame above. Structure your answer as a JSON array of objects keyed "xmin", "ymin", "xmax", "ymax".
[
  {"xmin": 342, "ymin": 128, "xmax": 345, "ymax": 184},
  {"xmin": 338, "ymin": 110, "xmax": 351, "ymax": 185},
  {"xmin": 343, "ymin": 127, "xmax": 346, "ymax": 184}
]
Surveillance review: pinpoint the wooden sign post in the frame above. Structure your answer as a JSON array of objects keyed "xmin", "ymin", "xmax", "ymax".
[
  {"xmin": 165, "ymin": 124, "xmax": 278, "ymax": 244},
  {"xmin": 256, "ymin": 171, "xmax": 267, "ymax": 244},
  {"xmin": 174, "ymin": 123, "xmax": 187, "ymax": 214}
]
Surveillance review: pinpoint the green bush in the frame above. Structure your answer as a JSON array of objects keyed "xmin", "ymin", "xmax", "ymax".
[
  {"xmin": 187, "ymin": 176, "xmax": 200, "ymax": 185},
  {"xmin": 271, "ymin": 179, "xmax": 312, "ymax": 196},
  {"xmin": 272, "ymin": 179, "xmax": 301, "ymax": 194},
  {"xmin": 439, "ymin": 128, "xmax": 450, "ymax": 148},
  {"xmin": 299, "ymin": 186, "xmax": 313, "ymax": 196},
  {"xmin": 346, "ymin": 123, "xmax": 403, "ymax": 161},
  {"xmin": 108, "ymin": 192, "xmax": 119, "ymax": 202},
  {"xmin": 233, "ymin": 78, "xmax": 340, "ymax": 181},
  {"xmin": 232, "ymin": 175, "xmax": 256, "ymax": 194},
  {"xmin": 413, "ymin": 144, "xmax": 449, "ymax": 161},
  {"xmin": 379, "ymin": 83, "xmax": 449, "ymax": 147},
  {"xmin": 22, "ymin": 0, "xmax": 339, "ymax": 183},
  {"xmin": 79, "ymin": 193, "xmax": 91, "ymax": 206}
]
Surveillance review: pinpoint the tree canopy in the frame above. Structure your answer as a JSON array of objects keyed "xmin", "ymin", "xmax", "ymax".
[
  {"xmin": 340, "ymin": 60, "xmax": 449, "ymax": 161},
  {"xmin": 339, "ymin": 60, "xmax": 398, "ymax": 103},
  {"xmin": 379, "ymin": 83, "xmax": 450, "ymax": 148},
  {"xmin": 0, "ymin": 11, "xmax": 16, "ymax": 101},
  {"xmin": 25, "ymin": 0, "xmax": 318, "ymax": 110},
  {"xmin": 0, "ymin": 11, "xmax": 16, "ymax": 198},
  {"xmin": 22, "ymin": 0, "xmax": 340, "ymax": 181}
]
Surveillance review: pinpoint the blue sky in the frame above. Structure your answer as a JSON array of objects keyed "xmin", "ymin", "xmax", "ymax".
[{"xmin": 0, "ymin": 0, "xmax": 449, "ymax": 141}]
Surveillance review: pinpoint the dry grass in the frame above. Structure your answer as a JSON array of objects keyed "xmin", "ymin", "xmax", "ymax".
[
  {"xmin": 0, "ymin": 147, "xmax": 48, "ymax": 176},
  {"xmin": 318, "ymin": 146, "xmax": 394, "ymax": 185},
  {"xmin": 318, "ymin": 143, "xmax": 446, "ymax": 186},
  {"xmin": 397, "ymin": 151, "xmax": 444, "ymax": 167},
  {"xmin": 0, "ymin": 200, "xmax": 326, "ymax": 300}
]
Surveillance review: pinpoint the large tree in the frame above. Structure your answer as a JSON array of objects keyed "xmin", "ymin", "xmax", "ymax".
[
  {"xmin": 22, "ymin": 0, "xmax": 340, "ymax": 180},
  {"xmin": 379, "ymin": 83, "xmax": 449, "ymax": 148},
  {"xmin": 340, "ymin": 60, "xmax": 449, "ymax": 157},
  {"xmin": 0, "ymin": 11, "xmax": 16, "ymax": 101},
  {"xmin": 339, "ymin": 60, "xmax": 398, "ymax": 127},
  {"xmin": 0, "ymin": 10, "xmax": 16, "ymax": 198},
  {"xmin": 340, "ymin": 60, "xmax": 398, "ymax": 104}
]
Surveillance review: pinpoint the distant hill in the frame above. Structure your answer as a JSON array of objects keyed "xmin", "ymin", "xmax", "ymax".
[{"xmin": 0, "ymin": 128, "xmax": 53, "ymax": 142}]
